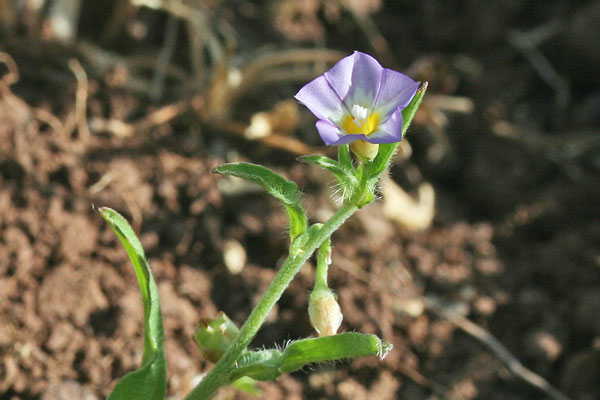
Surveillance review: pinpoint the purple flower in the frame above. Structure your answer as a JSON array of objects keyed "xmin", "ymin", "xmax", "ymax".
[{"xmin": 295, "ymin": 51, "xmax": 419, "ymax": 146}]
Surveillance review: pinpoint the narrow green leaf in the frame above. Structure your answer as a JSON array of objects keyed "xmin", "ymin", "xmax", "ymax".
[
  {"xmin": 299, "ymin": 155, "xmax": 347, "ymax": 179},
  {"xmin": 229, "ymin": 349, "xmax": 284, "ymax": 382},
  {"xmin": 215, "ymin": 163, "xmax": 308, "ymax": 239},
  {"xmin": 100, "ymin": 207, "xmax": 167, "ymax": 400},
  {"xmin": 338, "ymin": 144, "xmax": 354, "ymax": 171},
  {"xmin": 368, "ymin": 142, "xmax": 398, "ymax": 178},
  {"xmin": 280, "ymin": 333, "xmax": 392, "ymax": 372},
  {"xmin": 299, "ymin": 155, "xmax": 358, "ymax": 199},
  {"xmin": 228, "ymin": 333, "xmax": 391, "ymax": 382},
  {"xmin": 401, "ymin": 81, "xmax": 428, "ymax": 139},
  {"xmin": 231, "ymin": 377, "xmax": 262, "ymax": 396},
  {"xmin": 368, "ymin": 82, "xmax": 428, "ymax": 178}
]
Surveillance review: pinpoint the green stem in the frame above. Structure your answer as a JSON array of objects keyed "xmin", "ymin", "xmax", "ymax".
[
  {"xmin": 351, "ymin": 161, "xmax": 372, "ymax": 207},
  {"xmin": 314, "ymin": 237, "xmax": 331, "ymax": 289},
  {"xmin": 185, "ymin": 203, "xmax": 358, "ymax": 400}
]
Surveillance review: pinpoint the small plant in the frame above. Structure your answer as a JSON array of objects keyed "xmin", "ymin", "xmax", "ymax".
[{"xmin": 100, "ymin": 51, "xmax": 427, "ymax": 400}]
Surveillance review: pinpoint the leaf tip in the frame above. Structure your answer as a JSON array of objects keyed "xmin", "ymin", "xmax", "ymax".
[
  {"xmin": 378, "ymin": 340, "xmax": 393, "ymax": 360},
  {"xmin": 97, "ymin": 206, "xmax": 118, "ymax": 221}
]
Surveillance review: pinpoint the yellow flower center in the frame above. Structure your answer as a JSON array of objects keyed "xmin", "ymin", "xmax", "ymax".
[{"xmin": 341, "ymin": 105, "xmax": 380, "ymax": 135}]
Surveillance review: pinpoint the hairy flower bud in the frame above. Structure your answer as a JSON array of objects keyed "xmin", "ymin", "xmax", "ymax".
[
  {"xmin": 350, "ymin": 139, "xmax": 380, "ymax": 161},
  {"xmin": 194, "ymin": 312, "xmax": 240, "ymax": 363},
  {"xmin": 308, "ymin": 287, "xmax": 343, "ymax": 337}
]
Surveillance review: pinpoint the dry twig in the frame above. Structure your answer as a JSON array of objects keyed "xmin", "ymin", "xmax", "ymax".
[
  {"xmin": 337, "ymin": 0, "xmax": 395, "ymax": 66},
  {"xmin": 215, "ymin": 119, "xmax": 316, "ymax": 157},
  {"xmin": 205, "ymin": 48, "xmax": 345, "ymax": 120},
  {"xmin": 151, "ymin": 14, "xmax": 179, "ymax": 101},
  {"xmin": 508, "ymin": 20, "xmax": 570, "ymax": 129},
  {"xmin": 90, "ymin": 98, "xmax": 196, "ymax": 138},
  {"xmin": 68, "ymin": 58, "xmax": 90, "ymax": 139},
  {"xmin": 424, "ymin": 297, "xmax": 572, "ymax": 400},
  {"xmin": 0, "ymin": 51, "xmax": 64, "ymax": 135}
]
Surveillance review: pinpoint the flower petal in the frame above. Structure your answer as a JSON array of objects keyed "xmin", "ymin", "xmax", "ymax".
[
  {"xmin": 373, "ymin": 69, "xmax": 419, "ymax": 120},
  {"xmin": 294, "ymin": 75, "xmax": 345, "ymax": 122},
  {"xmin": 325, "ymin": 52, "xmax": 383, "ymax": 110},
  {"xmin": 331, "ymin": 134, "xmax": 367, "ymax": 145},
  {"xmin": 295, "ymin": 51, "xmax": 419, "ymax": 147},
  {"xmin": 364, "ymin": 108, "xmax": 404, "ymax": 144},
  {"xmin": 322, "ymin": 53, "xmax": 355, "ymax": 108},
  {"xmin": 346, "ymin": 52, "xmax": 384, "ymax": 108},
  {"xmin": 316, "ymin": 120, "xmax": 366, "ymax": 145},
  {"xmin": 316, "ymin": 120, "xmax": 343, "ymax": 145}
]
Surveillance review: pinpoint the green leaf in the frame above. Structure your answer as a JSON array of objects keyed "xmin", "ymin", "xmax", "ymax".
[
  {"xmin": 280, "ymin": 333, "xmax": 392, "ymax": 372},
  {"xmin": 231, "ymin": 377, "xmax": 262, "ymax": 396},
  {"xmin": 100, "ymin": 207, "xmax": 167, "ymax": 400},
  {"xmin": 229, "ymin": 349, "xmax": 284, "ymax": 382},
  {"xmin": 299, "ymin": 155, "xmax": 358, "ymax": 199},
  {"xmin": 215, "ymin": 163, "xmax": 308, "ymax": 239},
  {"xmin": 298, "ymin": 155, "xmax": 347, "ymax": 181},
  {"xmin": 368, "ymin": 82, "xmax": 428, "ymax": 179},
  {"xmin": 338, "ymin": 144, "xmax": 354, "ymax": 171},
  {"xmin": 401, "ymin": 81, "xmax": 428, "ymax": 139},
  {"xmin": 368, "ymin": 142, "xmax": 397, "ymax": 179},
  {"xmin": 228, "ymin": 333, "xmax": 391, "ymax": 382}
]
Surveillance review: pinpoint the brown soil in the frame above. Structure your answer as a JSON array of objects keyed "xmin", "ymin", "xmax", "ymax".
[{"xmin": 1, "ymin": 2, "xmax": 599, "ymax": 400}]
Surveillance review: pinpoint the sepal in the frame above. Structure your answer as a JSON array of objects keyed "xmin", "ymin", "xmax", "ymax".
[{"xmin": 194, "ymin": 312, "xmax": 240, "ymax": 363}]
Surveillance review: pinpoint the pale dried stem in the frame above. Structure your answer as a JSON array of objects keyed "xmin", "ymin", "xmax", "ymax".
[
  {"xmin": 230, "ymin": 49, "xmax": 344, "ymax": 103},
  {"xmin": 215, "ymin": 119, "xmax": 316, "ymax": 156},
  {"xmin": 0, "ymin": 52, "xmax": 64, "ymax": 135},
  {"xmin": 90, "ymin": 99, "xmax": 193, "ymax": 137},
  {"xmin": 337, "ymin": 0, "xmax": 395, "ymax": 66},
  {"xmin": 151, "ymin": 14, "xmax": 179, "ymax": 101},
  {"xmin": 68, "ymin": 58, "xmax": 90, "ymax": 139},
  {"xmin": 0, "ymin": 52, "xmax": 19, "ymax": 85},
  {"xmin": 132, "ymin": 0, "xmax": 223, "ymax": 82},
  {"xmin": 425, "ymin": 298, "xmax": 572, "ymax": 400},
  {"xmin": 508, "ymin": 20, "xmax": 569, "ymax": 129}
]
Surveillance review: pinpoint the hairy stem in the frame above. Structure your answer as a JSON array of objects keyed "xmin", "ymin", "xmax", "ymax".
[
  {"xmin": 314, "ymin": 237, "xmax": 331, "ymax": 289},
  {"xmin": 185, "ymin": 203, "xmax": 358, "ymax": 400}
]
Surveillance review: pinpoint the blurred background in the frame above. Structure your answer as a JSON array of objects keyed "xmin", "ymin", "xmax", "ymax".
[{"xmin": 0, "ymin": 1, "xmax": 599, "ymax": 399}]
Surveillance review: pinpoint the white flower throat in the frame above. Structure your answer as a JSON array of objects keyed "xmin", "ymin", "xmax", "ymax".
[
  {"xmin": 342, "ymin": 104, "xmax": 380, "ymax": 135},
  {"xmin": 351, "ymin": 104, "xmax": 369, "ymax": 123}
]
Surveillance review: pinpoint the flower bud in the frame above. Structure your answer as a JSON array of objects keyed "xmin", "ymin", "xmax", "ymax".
[
  {"xmin": 308, "ymin": 287, "xmax": 343, "ymax": 337},
  {"xmin": 194, "ymin": 312, "xmax": 240, "ymax": 362},
  {"xmin": 350, "ymin": 139, "xmax": 379, "ymax": 161}
]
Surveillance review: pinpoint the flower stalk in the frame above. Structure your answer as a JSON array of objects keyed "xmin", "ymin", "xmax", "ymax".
[
  {"xmin": 309, "ymin": 237, "xmax": 343, "ymax": 337},
  {"xmin": 314, "ymin": 236, "xmax": 331, "ymax": 289}
]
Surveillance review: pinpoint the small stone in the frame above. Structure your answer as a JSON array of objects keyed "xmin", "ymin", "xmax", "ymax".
[
  {"xmin": 41, "ymin": 380, "xmax": 97, "ymax": 400},
  {"xmin": 395, "ymin": 297, "xmax": 425, "ymax": 317},
  {"xmin": 223, "ymin": 239, "xmax": 246, "ymax": 275}
]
